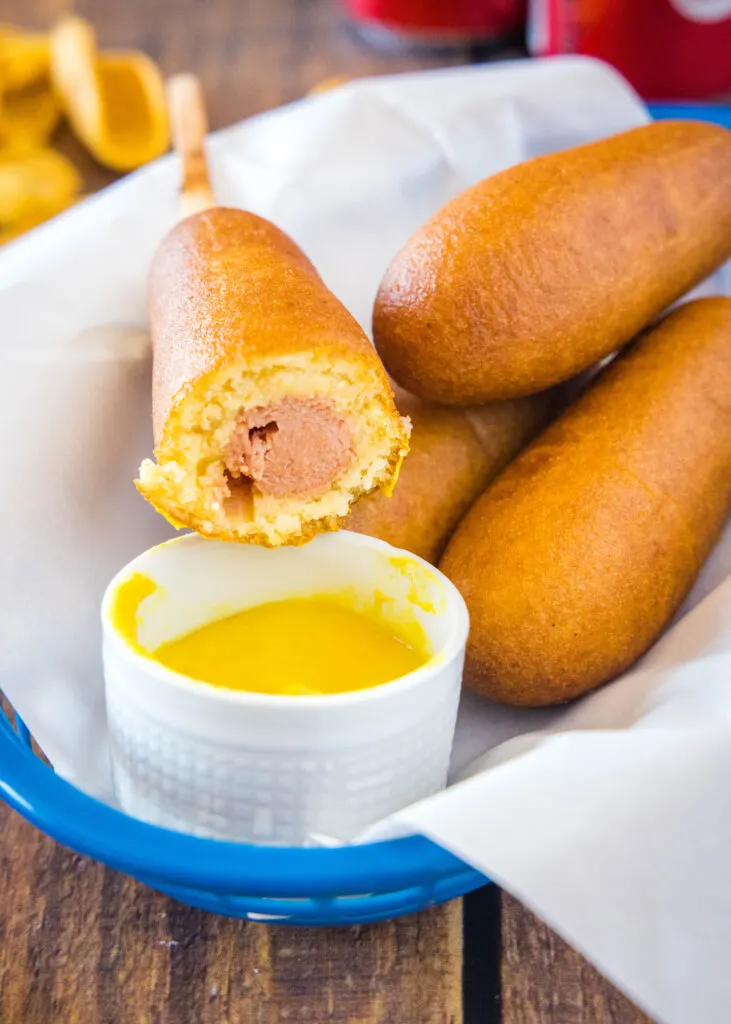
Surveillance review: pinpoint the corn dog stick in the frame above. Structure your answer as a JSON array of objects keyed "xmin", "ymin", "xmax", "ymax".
[{"xmin": 166, "ymin": 73, "xmax": 214, "ymax": 219}]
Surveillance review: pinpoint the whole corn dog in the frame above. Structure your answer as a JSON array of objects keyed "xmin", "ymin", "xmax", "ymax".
[
  {"xmin": 440, "ymin": 297, "xmax": 731, "ymax": 707},
  {"xmin": 347, "ymin": 384, "xmax": 552, "ymax": 563},
  {"xmin": 137, "ymin": 76, "xmax": 409, "ymax": 547},
  {"xmin": 374, "ymin": 121, "xmax": 731, "ymax": 405}
]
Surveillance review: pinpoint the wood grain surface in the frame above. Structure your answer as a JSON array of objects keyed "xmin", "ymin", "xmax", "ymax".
[
  {"xmin": 1, "ymin": 1, "xmax": 653, "ymax": 1021},
  {"xmin": 0, "ymin": 798, "xmax": 463, "ymax": 1024},
  {"xmin": 502, "ymin": 895, "xmax": 652, "ymax": 1024}
]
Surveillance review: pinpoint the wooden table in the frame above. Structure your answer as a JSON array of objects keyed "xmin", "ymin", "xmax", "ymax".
[{"xmin": 0, "ymin": 1, "xmax": 653, "ymax": 1021}]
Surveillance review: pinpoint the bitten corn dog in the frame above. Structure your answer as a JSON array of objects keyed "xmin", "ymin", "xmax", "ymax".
[
  {"xmin": 137, "ymin": 76, "xmax": 409, "ymax": 546},
  {"xmin": 374, "ymin": 121, "xmax": 731, "ymax": 404},
  {"xmin": 347, "ymin": 384, "xmax": 552, "ymax": 563},
  {"xmin": 440, "ymin": 298, "xmax": 731, "ymax": 707}
]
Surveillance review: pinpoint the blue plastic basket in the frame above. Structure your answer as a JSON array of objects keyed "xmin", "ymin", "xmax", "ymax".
[
  {"xmin": 1, "ymin": 102, "xmax": 728, "ymax": 926},
  {"xmin": 648, "ymin": 103, "xmax": 731, "ymax": 131},
  {"xmin": 0, "ymin": 698, "xmax": 486, "ymax": 924}
]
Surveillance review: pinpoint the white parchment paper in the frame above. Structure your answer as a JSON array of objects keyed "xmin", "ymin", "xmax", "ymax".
[{"xmin": 1, "ymin": 56, "xmax": 730, "ymax": 1024}]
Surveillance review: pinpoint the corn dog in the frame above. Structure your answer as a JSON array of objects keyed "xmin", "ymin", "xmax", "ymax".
[
  {"xmin": 347, "ymin": 385, "xmax": 552, "ymax": 563},
  {"xmin": 374, "ymin": 121, "xmax": 731, "ymax": 404},
  {"xmin": 440, "ymin": 298, "xmax": 731, "ymax": 706},
  {"xmin": 137, "ymin": 76, "xmax": 409, "ymax": 546}
]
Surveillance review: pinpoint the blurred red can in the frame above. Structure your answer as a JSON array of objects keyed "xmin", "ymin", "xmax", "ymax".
[
  {"xmin": 528, "ymin": 0, "xmax": 731, "ymax": 99},
  {"xmin": 345, "ymin": 0, "xmax": 527, "ymax": 48}
]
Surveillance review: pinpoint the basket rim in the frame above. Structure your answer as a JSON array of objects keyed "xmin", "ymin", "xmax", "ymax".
[{"xmin": 0, "ymin": 723, "xmax": 471, "ymax": 897}]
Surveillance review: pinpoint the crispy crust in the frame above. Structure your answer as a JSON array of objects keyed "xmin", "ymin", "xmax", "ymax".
[
  {"xmin": 440, "ymin": 298, "xmax": 731, "ymax": 707},
  {"xmin": 150, "ymin": 207, "xmax": 397, "ymax": 449},
  {"xmin": 374, "ymin": 121, "xmax": 731, "ymax": 404}
]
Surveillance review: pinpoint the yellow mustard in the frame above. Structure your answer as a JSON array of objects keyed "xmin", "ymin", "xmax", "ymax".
[
  {"xmin": 111, "ymin": 572, "xmax": 157, "ymax": 654},
  {"xmin": 111, "ymin": 577, "xmax": 432, "ymax": 697}
]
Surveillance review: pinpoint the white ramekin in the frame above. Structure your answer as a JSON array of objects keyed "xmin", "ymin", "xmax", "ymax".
[{"xmin": 101, "ymin": 530, "xmax": 468, "ymax": 845}]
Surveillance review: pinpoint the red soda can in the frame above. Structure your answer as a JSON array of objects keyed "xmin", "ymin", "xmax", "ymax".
[
  {"xmin": 345, "ymin": 0, "xmax": 527, "ymax": 50},
  {"xmin": 528, "ymin": 0, "xmax": 731, "ymax": 100}
]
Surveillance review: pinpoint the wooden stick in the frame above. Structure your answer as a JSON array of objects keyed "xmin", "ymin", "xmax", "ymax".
[{"xmin": 166, "ymin": 73, "xmax": 215, "ymax": 219}]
